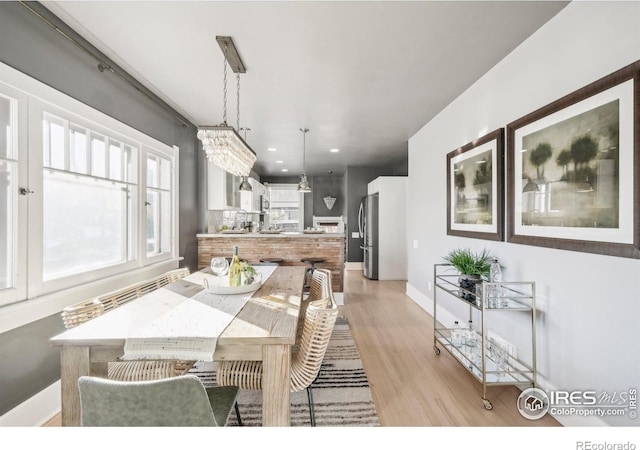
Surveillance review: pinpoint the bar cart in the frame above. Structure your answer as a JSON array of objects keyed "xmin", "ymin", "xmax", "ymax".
[{"xmin": 432, "ymin": 263, "xmax": 537, "ymax": 410}]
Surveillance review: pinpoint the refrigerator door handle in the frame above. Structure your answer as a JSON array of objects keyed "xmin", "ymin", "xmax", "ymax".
[{"xmin": 358, "ymin": 202, "xmax": 364, "ymax": 238}]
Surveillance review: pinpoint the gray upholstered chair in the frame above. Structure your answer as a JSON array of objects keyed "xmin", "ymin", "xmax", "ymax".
[{"xmin": 78, "ymin": 374, "xmax": 242, "ymax": 427}]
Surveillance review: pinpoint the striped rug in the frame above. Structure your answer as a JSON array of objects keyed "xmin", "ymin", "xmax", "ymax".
[{"xmin": 188, "ymin": 316, "xmax": 380, "ymax": 426}]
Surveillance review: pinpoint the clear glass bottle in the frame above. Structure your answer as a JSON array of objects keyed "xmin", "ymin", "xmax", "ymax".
[
  {"xmin": 451, "ymin": 321, "xmax": 461, "ymax": 347},
  {"xmin": 489, "ymin": 257, "xmax": 503, "ymax": 308},
  {"xmin": 229, "ymin": 246, "xmax": 242, "ymax": 287},
  {"xmin": 464, "ymin": 319, "xmax": 476, "ymax": 348}
]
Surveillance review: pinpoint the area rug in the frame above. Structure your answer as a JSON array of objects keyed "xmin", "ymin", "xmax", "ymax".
[{"xmin": 188, "ymin": 316, "xmax": 380, "ymax": 427}]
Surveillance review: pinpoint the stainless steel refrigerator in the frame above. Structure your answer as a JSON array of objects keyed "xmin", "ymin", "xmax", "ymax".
[{"xmin": 359, "ymin": 193, "xmax": 379, "ymax": 280}]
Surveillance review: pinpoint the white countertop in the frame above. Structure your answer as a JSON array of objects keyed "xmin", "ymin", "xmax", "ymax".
[{"xmin": 197, "ymin": 232, "xmax": 345, "ymax": 238}]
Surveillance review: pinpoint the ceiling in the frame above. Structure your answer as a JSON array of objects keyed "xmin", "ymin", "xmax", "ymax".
[{"xmin": 43, "ymin": 1, "xmax": 570, "ymax": 177}]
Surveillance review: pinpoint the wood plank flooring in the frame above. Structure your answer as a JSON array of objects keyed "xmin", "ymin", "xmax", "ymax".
[
  {"xmin": 340, "ymin": 269, "xmax": 560, "ymax": 427},
  {"xmin": 44, "ymin": 269, "xmax": 560, "ymax": 428}
]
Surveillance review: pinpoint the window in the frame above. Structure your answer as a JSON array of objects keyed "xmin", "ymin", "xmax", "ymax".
[
  {"xmin": 0, "ymin": 94, "xmax": 17, "ymax": 292},
  {"xmin": 267, "ymin": 184, "xmax": 304, "ymax": 232},
  {"xmin": 0, "ymin": 63, "xmax": 178, "ymax": 307},
  {"xmin": 42, "ymin": 113, "xmax": 138, "ymax": 282},
  {"xmin": 0, "ymin": 85, "xmax": 27, "ymax": 306},
  {"xmin": 145, "ymin": 152, "xmax": 173, "ymax": 258}
]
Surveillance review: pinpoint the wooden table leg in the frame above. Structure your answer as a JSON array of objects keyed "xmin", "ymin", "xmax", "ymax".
[
  {"xmin": 262, "ymin": 344, "xmax": 290, "ymax": 426},
  {"xmin": 60, "ymin": 346, "xmax": 90, "ymax": 426}
]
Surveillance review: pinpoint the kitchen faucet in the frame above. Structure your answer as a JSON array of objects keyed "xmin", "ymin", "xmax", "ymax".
[{"xmin": 233, "ymin": 209, "xmax": 248, "ymax": 229}]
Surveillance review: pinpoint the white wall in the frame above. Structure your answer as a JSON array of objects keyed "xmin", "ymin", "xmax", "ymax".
[
  {"xmin": 369, "ymin": 176, "xmax": 408, "ymax": 280},
  {"xmin": 407, "ymin": 1, "xmax": 640, "ymax": 426}
]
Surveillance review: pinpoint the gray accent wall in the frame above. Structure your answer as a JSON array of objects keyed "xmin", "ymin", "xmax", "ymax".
[
  {"xmin": 0, "ymin": 2, "xmax": 199, "ymax": 416},
  {"xmin": 344, "ymin": 161, "xmax": 407, "ymax": 263}
]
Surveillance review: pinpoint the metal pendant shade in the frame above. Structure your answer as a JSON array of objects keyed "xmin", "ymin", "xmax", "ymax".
[
  {"xmin": 239, "ymin": 175, "xmax": 252, "ymax": 191},
  {"xmin": 297, "ymin": 128, "xmax": 311, "ymax": 193}
]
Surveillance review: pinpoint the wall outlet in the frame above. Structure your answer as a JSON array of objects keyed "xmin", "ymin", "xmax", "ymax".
[
  {"xmin": 413, "ymin": 239, "xmax": 419, "ymax": 249},
  {"xmin": 351, "ymin": 231, "xmax": 360, "ymax": 238}
]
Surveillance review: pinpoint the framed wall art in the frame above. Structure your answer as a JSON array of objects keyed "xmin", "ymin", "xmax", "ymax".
[
  {"xmin": 507, "ymin": 60, "xmax": 640, "ymax": 258},
  {"xmin": 447, "ymin": 128, "xmax": 504, "ymax": 241}
]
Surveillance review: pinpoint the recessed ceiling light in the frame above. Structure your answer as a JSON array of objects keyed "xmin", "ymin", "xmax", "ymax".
[
  {"xmin": 268, "ymin": 148, "xmax": 277, "ymax": 152},
  {"xmin": 276, "ymin": 160, "xmax": 283, "ymax": 164},
  {"xmin": 281, "ymin": 168, "xmax": 288, "ymax": 172},
  {"xmin": 330, "ymin": 148, "xmax": 340, "ymax": 153}
]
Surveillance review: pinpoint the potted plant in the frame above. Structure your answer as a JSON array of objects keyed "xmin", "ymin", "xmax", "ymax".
[
  {"xmin": 443, "ymin": 248, "xmax": 492, "ymax": 303},
  {"xmin": 240, "ymin": 262, "xmax": 258, "ymax": 285}
]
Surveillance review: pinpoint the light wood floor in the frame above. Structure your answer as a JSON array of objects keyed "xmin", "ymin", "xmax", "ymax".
[
  {"xmin": 44, "ymin": 269, "xmax": 560, "ymax": 427},
  {"xmin": 340, "ymin": 269, "xmax": 560, "ymax": 427}
]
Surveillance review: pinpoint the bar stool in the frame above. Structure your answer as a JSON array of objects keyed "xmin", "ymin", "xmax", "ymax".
[
  {"xmin": 260, "ymin": 257, "xmax": 284, "ymax": 264},
  {"xmin": 300, "ymin": 257, "xmax": 324, "ymax": 289}
]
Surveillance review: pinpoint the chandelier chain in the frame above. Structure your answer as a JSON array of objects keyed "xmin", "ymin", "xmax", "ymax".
[
  {"xmin": 237, "ymin": 73, "xmax": 240, "ymax": 131},
  {"xmin": 300, "ymin": 128, "xmax": 309, "ymax": 173},
  {"xmin": 222, "ymin": 43, "xmax": 228, "ymax": 125}
]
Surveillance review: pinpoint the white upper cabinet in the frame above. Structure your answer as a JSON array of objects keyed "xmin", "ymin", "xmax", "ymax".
[
  {"xmin": 208, "ymin": 162, "xmax": 266, "ymax": 212},
  {"xmin": 240, "ymin": 177, "xmax": 267, "ymax": 213},
  {"xmin": 207, "ymin": 162, "xmax": 240, "ymax": 210}
]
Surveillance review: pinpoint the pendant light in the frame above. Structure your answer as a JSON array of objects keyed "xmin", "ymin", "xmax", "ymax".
[
  {"xmin": 238, "ymin": 127, "xmax": 253, "ymax": 191},
  {"xmin": 197, "ymin": 36, "xmax": 256, "ymax": 177},
  {"xmin": 297, "ymin": 128, "xmax": 311, "ymax": 193}
]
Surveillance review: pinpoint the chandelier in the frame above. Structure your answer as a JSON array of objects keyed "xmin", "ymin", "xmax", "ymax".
[
  {"xmin": 297, "ymin": 128, "xmax": 311, "ymax": 193},
  {"xmin": 197, "ymin": 36, "xmax": 256, "ymax": 177}
]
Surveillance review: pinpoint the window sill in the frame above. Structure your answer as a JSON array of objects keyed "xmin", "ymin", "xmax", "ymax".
[{"xmin": 0, "ymin": 257, "xmax": 182, "ymax": 334}]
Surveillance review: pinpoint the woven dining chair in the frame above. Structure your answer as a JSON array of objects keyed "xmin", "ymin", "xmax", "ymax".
[
  {"xmin": 61, "ymin": 268, "xmax": 195, "ymax": 381},
  {"xmin": 136, "ymin": 267, "xmax": 191, "ymax": 297},
  {"xmin": 61, "ymin": 298, "xmax": 105, "ymax": 329},
  {"xmin": 217, "ymin": 296, "xmax": 339, "ymax": 426},
  {"xmin": 293, "ymin": 268, "xmax": 333, "ymax": 350},
  {"xmin": 164, "ymin": 267, "xmax": 191, "ymax": 283},
  {"xmin": 78, "ymin": 374, "xmax": 242, "ymax": 426}
]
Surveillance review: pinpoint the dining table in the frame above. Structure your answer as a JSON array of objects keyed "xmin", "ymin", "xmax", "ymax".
[{"xmin": 49, "ymin": 264, "xmax": 306, "ymax": 426}]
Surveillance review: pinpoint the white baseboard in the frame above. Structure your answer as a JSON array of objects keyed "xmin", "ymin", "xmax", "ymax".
[
  {"xmin": 344, "ymin": 262, "xmax": 363, "ymax": 271},
  {"xmin": 406, "ymin": 282, "xmax": 433, "ymax": 315},
  {"xmin": 0, "ymin": 380, "xmax": 60, "ymax": 427},
  {"xmin": 406, "ymin": 282, "xmax": 458, "ymax": 330}
]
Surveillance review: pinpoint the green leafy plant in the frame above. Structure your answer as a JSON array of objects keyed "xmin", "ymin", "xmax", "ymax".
[
  {"xmin": 240, "ymin": 262, "xmax": 257, "ymax": 284},
  {"xmin": 443, "ymin": 247, "xmax": 492, "ymax": 279}
]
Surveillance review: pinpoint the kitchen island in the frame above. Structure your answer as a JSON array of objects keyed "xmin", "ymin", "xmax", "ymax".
[{"xmin": 197, "ymin": 232, "xmax": 345, "ymax": 292}]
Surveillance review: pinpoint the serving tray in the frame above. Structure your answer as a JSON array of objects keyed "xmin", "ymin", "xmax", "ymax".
[{"xmin": 203, "ymin": 275, "xmax": 262, "ymax": 294}]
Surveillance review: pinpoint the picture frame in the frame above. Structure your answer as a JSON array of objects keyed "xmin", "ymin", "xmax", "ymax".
[
  {"xmin": 506, "ymin": 60, "xmax": 640, "ymax": 258},
  {"xmin": 447, "ymin": 128, "xmax": 504, "ymax": 241}
]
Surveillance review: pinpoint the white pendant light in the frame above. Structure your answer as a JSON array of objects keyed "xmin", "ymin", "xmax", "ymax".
[
  {"xmin": 197, "ymin": 36, "xmax": 256, "ymax": 177},
  {"xmin": 297, "ymin": 128, "xmax": 311, "ymax": 193},
  {"xmin": 323, "ymin": 195, "xmax": 336, "ymax": 210}
]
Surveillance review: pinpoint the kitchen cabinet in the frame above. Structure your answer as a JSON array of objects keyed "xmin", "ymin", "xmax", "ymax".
[
  {"xmin": 207, "ymin": 162, "xmax": 240, "ymax": 210},
  {"xmin": 240, "ymin": 178, "xmax": 268, "ymax": 213}
]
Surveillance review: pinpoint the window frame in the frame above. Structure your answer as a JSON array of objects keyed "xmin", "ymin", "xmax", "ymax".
[
  {"xmin": 0, "ymin": 62, "xmax": 179, "ymax": 308},
  {"xmin": 267, "ymin": 183, "xmax": 305, "ymax": 232},
  {"xmin": 0, "ymin": 84, "xmax": 28, "ymax": 307},
  {"xmin": 142, "ymin": 145, "xmax": 178, "ymax": 265}
]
